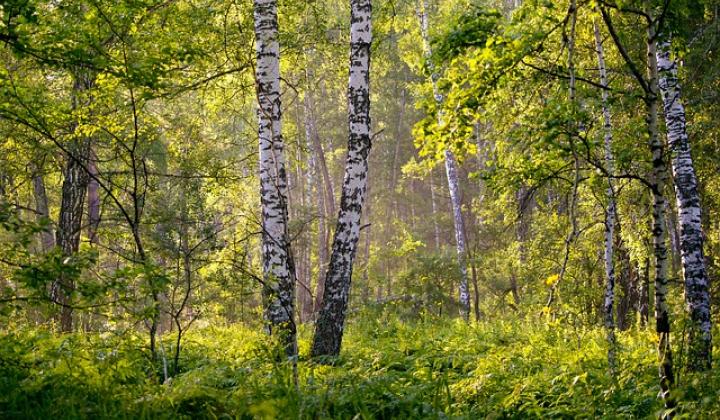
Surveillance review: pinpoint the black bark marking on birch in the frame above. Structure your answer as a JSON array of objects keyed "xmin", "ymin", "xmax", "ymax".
[
  {"xmin": 254, "ymin": 0, "xmax": 297, "ymax": 359},
  {"xmin": 311, "ymin": 0, "xmax": 372, "ymax": 359},
  {"xmin": 656, "ymin": 38, "xmax": 712, "ymax": 372}
]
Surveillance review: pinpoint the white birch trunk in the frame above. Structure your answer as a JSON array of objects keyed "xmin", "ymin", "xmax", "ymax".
[
  {"xmin": 444, "ymin": 150, "xmax": 471, "ymax": 320},
  {"xmin": 253, "ymin": 0, "xmax": 296, "ymax": 357},
  {"xmin": 311, "ymin": 0, "xmax": 372, "ymax": 358},
  {"xmin": 420, "ymin": 0, "xmax": 471, "ymax": 320},
  {"xmin": 646, "ymin": 24, "xmax": 674, "ymax": 410},
  {"xmin": 656, "ymin": 39, "xmax": 712, "ymax": 371},
  {"xmin": 594, "ymin": 19, "xmax": 617, "ymax": 375}
]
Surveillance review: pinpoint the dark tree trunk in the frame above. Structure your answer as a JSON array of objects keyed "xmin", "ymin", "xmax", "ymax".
[{"xmin": 54, "ymin": 68, "xmax": 96, "ymax": 332}]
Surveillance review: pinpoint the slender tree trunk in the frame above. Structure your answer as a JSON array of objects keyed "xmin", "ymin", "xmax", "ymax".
[
  {"xmin": 594, "ymin": 19, "xmax": 618, "ymax": 375},
  {"xmin": 87, "ymin": 151, "xmax": 100, "ymax": 245},
  {"xmin": 419, "ymin": 0, "xmax": 470, "ymax": 320},
  {"xmin": 304, "ymin": 70, "xmax": 330, "ymax": 316},
  {"xmin": 294, "ymin": 124, "xmax": 313, "ymax": 323},
  {"xmin": 304, "ymin": 64, "xmax": 334, "ymax": 313},
  {"xmin": 646, "ymin": 22, "xmax": 675, "ymax": 413},
  {"xmin": 639, "ymin": 256, "xmax": 650, "ymax": 327},
  {"xmin": 444, "ymin": 151, "xmax": 471, "ymax": 320},
  {"xmin": 362, "ymin": 183, "xmax": 372, "ymax": 303},
  {"xmin": 311, "ymin": 0, "xmax": 372, "ymax": 358},
  {"xmin": 254, "ymin": 0, "xmax": 296, "ymax": 358},
  {"xmin": 428, "ymin": 169, "xmax": 441, "ymax": 250},
  {"xmin": 391, "ymin": 88, "xmax": 406, "ymax": 220},
  {"xmin": 31, "ymin": 163, "xmax": 55, "ymax": 252},
  {"xmin": 656, "ymin": 38, "xmax": 712, "ymax": 371},
  {"xmin": 54, "ymin": 68, "xmax": 95, "ymax": 332}
]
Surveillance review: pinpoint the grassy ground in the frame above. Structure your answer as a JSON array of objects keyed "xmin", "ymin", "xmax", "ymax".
[{"xmin": 1, "ymin": 314, "xmax": 719, "ymax": 419}]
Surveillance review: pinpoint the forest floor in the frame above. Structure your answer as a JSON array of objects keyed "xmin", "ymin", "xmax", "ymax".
[{"xmin": 1, "ymin": 312, "xmax": 719, "ymax": 419}]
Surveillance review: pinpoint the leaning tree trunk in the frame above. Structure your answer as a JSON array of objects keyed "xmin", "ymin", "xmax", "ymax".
[
  {"xmin": 656, "ymin": 38, "xmax": 712, "ymax": 371},
  {"xmin": 594, "ymin": 18, "xmax": 618, "ymax": 375},
  {"xmin": 54, "ymin": 68, "xmax": 95, "ymax": 332},
  {"xmin": 419, "ymin": 0, "xmax": 470, "ymax": 320},
  {"xmin": 444, "ymin": 151, "xmax": 471, "ymax": 320},
  {"xmin": 254, "ymin": 0, "xmax": 297, "ymax": 358},
  {"xmin": 311, "ymin": 0, "xmax": 372, "ymax": 358},
  {"xmin": 646, "ymin": 24, "xmax": 675, "ymax": 413}
]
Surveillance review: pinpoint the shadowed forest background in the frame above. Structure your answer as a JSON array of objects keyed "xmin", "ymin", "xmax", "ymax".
[{"xmin": 1, "ymin": 0, "xmax": 720, "ymax": 418}]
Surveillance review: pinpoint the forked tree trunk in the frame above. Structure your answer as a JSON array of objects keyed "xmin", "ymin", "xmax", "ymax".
[
  {"xmin": 254, "ymin": 0, "xmax": 297, "ymax": 358},
  {"xmin": 656, "ymin": 39, "xmax": 712, "ymax": 371},
  {"xmin": 311, "ymin": 0, "xmax": 372, "ymax": 358}
]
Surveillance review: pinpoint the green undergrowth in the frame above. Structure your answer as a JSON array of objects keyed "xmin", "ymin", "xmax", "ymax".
[{"xmin": 1, "ymin": 316, "xmax": 719, "ymax": 419}]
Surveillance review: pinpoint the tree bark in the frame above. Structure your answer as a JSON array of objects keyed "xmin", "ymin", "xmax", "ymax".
[
  {"xmin": 419, "ymin": 0, "xmax": 470, "ymax": 320},
  {"xmin": 646, "ymin": 22, "xmax": 674, "ymax": 412},
  {"xmin": 31, "ymin": 162, "xmax": 55, "ymax": 253},
  {"xmin": 444, "ymin": 151, "xmax": 471, "ymax": 320},
  {"xmin": 311, "ymin": 0, "xmax": 372, "ymax": 358},
  {"xmin": 303, "ymin": 62, "xmax": 333, "ymax": 313},
  {"xmin": 656, "ymin": 38, "xmax": 712, "ymax": 371},
  {"xmin": 254, "ymin": 0, "xmax": 297, "ymax": 358},
  {"xmin": 87, "ymin": 151, "xmax": 100, "ymax": 245},
  {"xmin": 428, "ymin": 169, "xmax": 441, "ymax": 250},
  {"xmin": 594, "ymin": 18, "xmax": 618, "ymax": 375},
  {"xmin": 54, "ymin": 68, "xmax": 95, "ymax": 332}
]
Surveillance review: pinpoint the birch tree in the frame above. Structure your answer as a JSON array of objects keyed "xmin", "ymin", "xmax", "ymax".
[
  {"xmin": 419, "ymin": 0, "xmax": 470, "ymax": 321},
  {"xmin": 311, "ymin": 0, "xmax": 372, "ymax": 358},
  {"xmin": 656, "ymin": 38, "xmax": 712, "ymax": 371},
  {"xmin": 253, "ymin": 0, "xmax": 297, "ymax": 358},
  {"xmin": 600, "ymin": 6, "xmax": 674, "ymax": 411},
  {"xmin": 594, "ymin": 17, "xmax": 617, "ymax": 375}
]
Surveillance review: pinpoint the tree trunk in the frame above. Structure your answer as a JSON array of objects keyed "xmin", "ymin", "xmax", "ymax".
[
  {"xmin": 657, "ymin": 38, "xmax": 712, "ymax": 371},
  {"xmin": 419, "ymin": 0, "xmax": 470, "ymax": 321},
  {"xmin": 303, "ymin": 63, "xmax": 334, "ymax": 314},
  {"xmin": 362, "ymin": 183, "xmax": 372, "ymax": 303},
  {"xmin": 444, "ymin": 151, "xmax": 471, "ymax": 320},
  {"xmin": 638, "ymin": 257, "xmax": 650, "ymax": 327},
  {"xmin": 54, "ymin": 68, "xmax": 95, "ymax": 332},
  {"xmin": 646, "ymin": 23, "xmax": 675, "ymax": 412},
  {"xmin": 87, "ymin": 151, "xmax": 100, "ymax": 245},
  {"xmin": 594, "ymin": 18, "xmax": 618, "ymax": 375},
  {"xmin": 253, "ymin": 0, "xmax": 296, "ymax": 358},
  {"xmin": 31, "ymin": 163, "xmax": 55, "ymax": 253},
  {"xmin": 311, "ymin": 0, "xmax": 372, "ymax": 358},
  {"xmin": 428, "ymin": 169, "xmax": 441, "ymax": 250}
]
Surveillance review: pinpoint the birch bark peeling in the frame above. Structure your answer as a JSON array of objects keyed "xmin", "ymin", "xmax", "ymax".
[
  {"xmin": 656, "ymin": 39, "xmax": 712, "ymax": 371},
  {"xmin": 311, "ymin": 0, "xmax": 372, "ymax": 358},
  {"xmin": 254, "ymin": 0, "xmax": 297, "ymax": 358}
]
